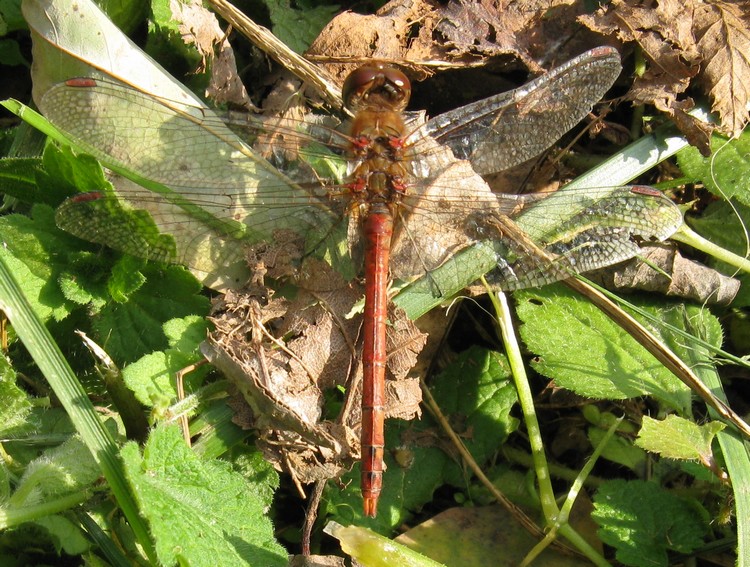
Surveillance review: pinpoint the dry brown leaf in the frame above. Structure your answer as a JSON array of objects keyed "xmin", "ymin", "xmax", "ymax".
[
  {"xmin": 693, "ymin": 1, "xmax": 750, "ymax": 137},
  {"xmin": 169, "ymin": 0, "xmax": 253, "ymax": 108},
  {"xmin": 306, "ymin": 0, "xmax": 618, "ymax": 83},
  {"xmin": 203, "ymin": 275, "xmax": 425, "ymax": 490},
  {"xmin": 591, "ymin": 242, "xmax": 740, "ymax": 305},
  {"xmin": 582, "ymin": 0, "xmax": 750, "ymax": 144}
]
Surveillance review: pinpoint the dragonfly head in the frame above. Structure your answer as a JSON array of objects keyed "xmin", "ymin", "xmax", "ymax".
[{"xmin": 342, "ymin": 63, "xmax": 411, "ymax": 113}]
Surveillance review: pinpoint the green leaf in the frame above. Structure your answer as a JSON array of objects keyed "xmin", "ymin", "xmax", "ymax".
[
  {"xmin": 0, "ymin": 157, "xmax": 42, "ymax": 203},
  {"xmin": 587, "ymin": 427, "xmax": 646, "ymax": 472},
  {"xmin": 11, "ymin": 434, "xmax": 102, "ymax": 504},
  {"xmin": 228, "ymin": 446, "xmax": 280, "ymax": 509},
  {"xmin": 0, "ymin": 0, "xmax": 26, "ymax": 33},
  {"xmin": 636, "ymin": 415, "xmax": 726, "ymax": 463},
  {"xmin": 163, "ymin": 314, "xmax": 211, "ymax": 351},
  {"xmin": 0, "ymin": 206, "xmax": 79, "ymax": 321},
  {"xmin": 120, "ymin": 425, "xmax": 287, "ymax": 567},
  {"xmin": 96, "ymin": 0, "xmax": 148, "ymax": 35},
  {"xmin": 429, "ymin": 347, "xmax": 519, "ymax": 486},
  {"xmin": 147, "ymin": 0, "xmax": 203, "ymax": 82},
  {"xmin": 123, "ymin": 315, "xmax": 211, "ymax": 406},
  {"xmin": 515, "ymin": 284, "xmax": 690, "ymax": 411},
  {"xmin": 31, "ymin": 515, "xmax": 91, "ymax": 556},
  {"xmin": 677, "ymin": 130, "xmax": 750, "ymax": 206},
  {"xmin": 92, "ymin": 265, "xmax": 209, "ymax": 363},
  {"xmin": 39, "ymin": 142, "xmax": 111, "ymax": 204},
  {"xmin": 0, "ymin": 356, "xmax": 33, "ymax": 435},
  {"xmin": 592, "ymin": 479, "xmax": 708, "ymax": 567},
  {"xmin": 267, "ymin": 0, "xmax": 339, "ymax": 54},
  {"xmin": 0, "ymin": 38, "xmax": 28, "ymax": 67},
  {"xmin": 107, "ymin": 255, "xmax": 147, "ymax": 303}
]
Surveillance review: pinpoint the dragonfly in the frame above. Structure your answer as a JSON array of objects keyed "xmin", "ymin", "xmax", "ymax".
[{"xmin": 31, "ymin": 46, "xmax": 683, "ymax": 517}]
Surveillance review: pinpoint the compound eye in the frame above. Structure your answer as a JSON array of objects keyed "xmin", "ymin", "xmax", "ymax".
[
  {"xmin": 381, "ymin": 68, "xmax": 410, "ymax": 93},
  {"xmin": 342, "ymin": 64, "xmax": 411, "ymax": 112}
]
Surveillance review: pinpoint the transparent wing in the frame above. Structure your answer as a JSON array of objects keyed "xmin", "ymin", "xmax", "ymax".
[
  {"xmin": 42, "ymin": 78, "xmax": 344, "ymax": 289},
  {"xmin": 408, "ymin": 47, "xmax": 622, "ymax": 176},
  {"xmin": 392, "ymin": 184, "xmax": 683, "ymax": 296}
]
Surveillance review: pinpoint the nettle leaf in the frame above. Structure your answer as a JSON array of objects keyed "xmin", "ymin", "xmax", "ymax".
[
  {"xmin": 107, "ymin": 254, "xmax": 148, "ymax": 303},
  {"xmin": 120, "ymin": 424, "xmax": 287, "ymax": 567},
  {"xmin": 429, "ymin": 346, "xmax": 519, "ymax": 486},
  {"xmin": 92, "ymin": 265, "xmax": 209, "ymax": 364},
  {"xmin": 123, "ymin": 315, "xmax": 211, "ymax": 407},
  {"xmin": 228, "ymin": 446, "xmax": 280, "ymax": 510},
  {"xmin": 0, "ymin": 157, "xmax": 43, "ymax": 204},
  {"xmin": 147, "ymin": 0, "xmax": 204, "ymax": 86},
  {"xmin": 636, "ymin": 415, "xmax": 726, "ymax": 463},
  {"xmin": 0, "ymin": 356, "xmax": 33, "ymax": 436},
  {"xmin": 0, "ymin": 205, "xmax": 87, "ymax": 321},
  {"xmin": 38, "ymin": 142, "xmax": 111, "ymax": 205},
  {"xmin": 677, "ymin": 130, "xmax": 750, "ymax": 206},
  {"xmin": 592, "ymin": 479, "xmax": 709, "ymax": 567},
  {"xmin": 515, "ymin": 284, "xmax": 691, "ymax": 411}
]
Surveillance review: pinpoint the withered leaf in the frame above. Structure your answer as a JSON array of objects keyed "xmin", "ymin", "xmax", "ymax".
[
  {"xmin": 171, "ymin": 0, "xmax": 252, "ymax": 108},
  {"xmin": 591, "ymin": 243, "xmax": 740, "ymax": 306},
  {"xmin": 204, "ymin": 279, "xmax": 425, "ymax": 490},
  {"xmin": 694, "ymin": 1, "xmax": 750, "ymax": 138},
  {"xmin": 582, "ymin": 0, "xmax": 750, "ymax": 142},
  {"xmin": 307, "ymin": 0, "xmax": 619, "ymax": 81}
]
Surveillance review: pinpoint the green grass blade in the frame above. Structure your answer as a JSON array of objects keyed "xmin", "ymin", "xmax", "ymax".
[{"xmin": 0, "ymin": 250, "xmax": 157, "ymax": 564}]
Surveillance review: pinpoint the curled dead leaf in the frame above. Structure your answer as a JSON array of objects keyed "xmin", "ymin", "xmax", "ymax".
[
  {"xmin": 581, "ymin": 0, "xmax": 750, "ymax": 143},
  {"xmin": 203, "ymin": 280, "xmax": 425, "ymax": 491},
  {"xmin": 592, "ymin": 242, "xmax": 740, "ymax": 305},
  {"xmin": 170, "ymin": 0, "xmax": 253, "ymax": 108}
]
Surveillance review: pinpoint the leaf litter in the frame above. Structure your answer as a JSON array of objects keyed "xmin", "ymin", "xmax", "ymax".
[{"xmin": 203, "ymin": 234, "xmax": 425, "ymax": 486}]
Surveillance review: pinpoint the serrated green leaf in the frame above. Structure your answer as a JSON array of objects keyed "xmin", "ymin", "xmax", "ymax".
[
  {"xmin": 92, "ymin": 265, "xmax": 209, "ymax": 363},
  {"xmin": 147, "ymin": 0, "xmax": 202, "ymax": 73},
  {"xmin": 0, "ymin": 207, "xmax": 79, "ymax": 321},
  {"xmin": 163, "ymin": 315, "xmax": 211, "ymax": 351},
  {"xmin": 687, "ymin": 200, "xmax": 750, "ymax": 306},
  {"xmin": 592, "ymin": 479, "xmax": 708, "ymax": 567},
  {"xmin": 107, "ymin": 255, "xmax": 147, "ymax": 303},
  {"xmin": 11, "ymin": 434, "xmax": 101, "ymax": 504},
  {"xmin": 0, "ymin": 157, "xmax": 42, "ymax": 203},
  {"xmin": 429, "ymin": 347, "xmax": 518, "ymax": 486},
  {"xmin": 636, "ymin": 415, "xmax": 725, "ymax": 463},
  {"xmin": 120, "ymin": 425, "xmax": 287, "ymax": 567},
  {"xmin": 123, "ymin": 314, "xmax": 211, "ymax": 406},
  {"xmin": 677, "ymin": 130, "xmax": 750, "ymax": 206},
  {"xmin": 123, "ymin": 350, "xmax": 190, "ymax": 406},
  {"xmin": 0, "ymin": 356, "xmax": 33, "ymax": 435},
  {"xmin": 515, "ymin": 284, "xmax": 690, "ymax": 411},
  {"xmin": 96, "ymin": 0, "xmax": 148, "ymax": 35},
  {"xmin": 228, "ymin": 446, "xmax": 280, "ymax": 509},
  {"xmin": 38, "ymin": 142, "xmax": 111, "ymax": 204}
]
